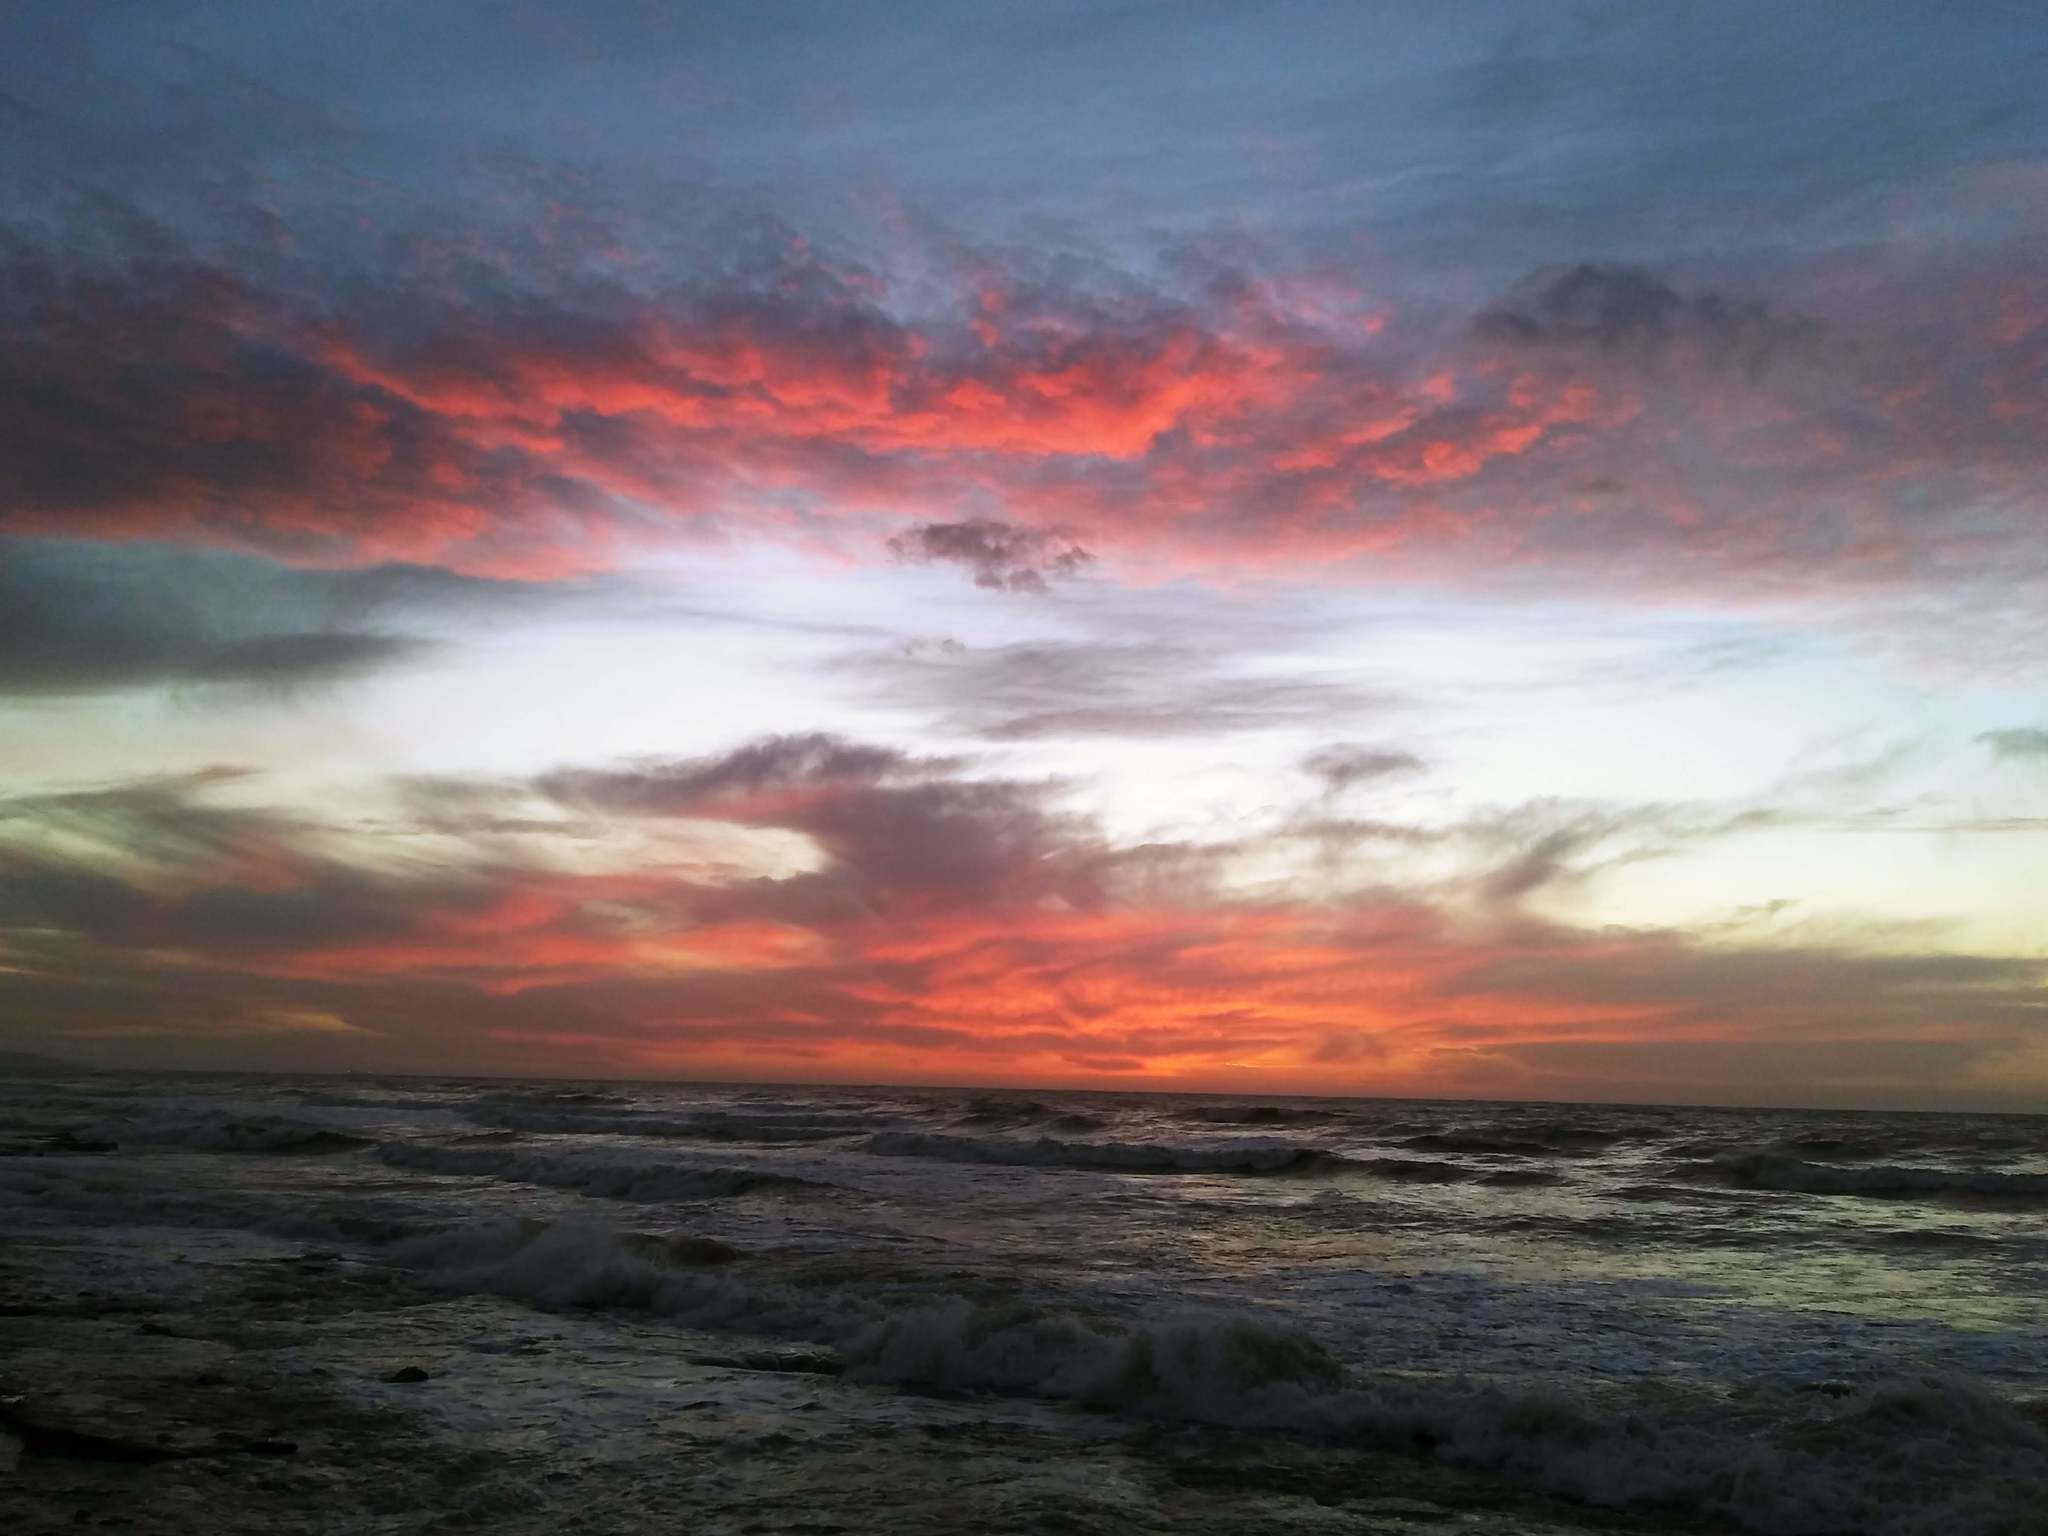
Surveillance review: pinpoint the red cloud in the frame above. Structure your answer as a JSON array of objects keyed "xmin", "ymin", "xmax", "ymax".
[
  {"xmin": 6, "ymin": 751, "xmax": 2041, "ymax": 1101},
  {"xmin": 3, "ymin": 189, "xmax": 2043, "ymax": 595}
]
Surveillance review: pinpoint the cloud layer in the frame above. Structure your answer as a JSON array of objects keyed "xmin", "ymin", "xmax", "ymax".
[
  {"xmin": 3, "ymin": 746, "xmax": 2041, "ymax": 1105},
  {"xmin": 3, "ymin": 195, "xmax": 2040, "ymax": 608}
]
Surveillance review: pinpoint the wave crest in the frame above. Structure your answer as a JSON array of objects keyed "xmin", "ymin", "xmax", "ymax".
[
  {"xmin": 863, "ymin": 1130, "xmax": 1340, "ymax": 1175},
  {"xmin": 377, "ymin": 1141, "xmax": 826, "ymax": 1202},
  {"xmin": 1680, "ymin": 1152, "xmax": 2048, "ymax": 1205},
  {"xmin": 85, "ymin": 1108, "xmax": 370, "ymax": 1155}
]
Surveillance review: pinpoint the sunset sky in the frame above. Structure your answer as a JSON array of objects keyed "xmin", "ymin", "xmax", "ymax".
[{"xmin": 3, "ymin": 1, "xmax": 2045, "ymax": 1108}]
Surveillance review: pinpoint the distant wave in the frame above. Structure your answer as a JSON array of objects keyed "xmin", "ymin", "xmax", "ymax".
[
  {"xmin": 952, "ymin": 1095, "xmax": 1050, "ymax": 1124},
  {"xmin": 863, "ymin": 1130, "xmax": 1344, "ymax": 1175},
  {"xmin": 1679, "ymin": 1152, "xmax": 2048, "ymax": 1205},
  {"xmin": 1177, "ymin": 1104, "xmax": 1341, "ymax": 1126},
  {"xmin": 1777, "ymin": 1127, "xmax": 2037, "ymax": 1158},
  {"xmin": 1475, "ymin": 1167, "xmax": 1563, "ymax": 1187},
  {"xmin": 949, "ymin": 1097, "xmax": 1106, "ymax": 1133},
  {"xmin": 860, "ymin": 1130, "xmax": 1493, "ymax": 1184},
  {"xmin": 1667, "ymin": 1126, "xmax": 2041, "ymax": 1163},
  {"xmin": 377, "ymin": 1141, "xmax": 827, "ymax": 1202},
  {"xmin": 1352, "ymin": 1155, "xmax": 1479, "ymax": 1183},
  {"xmin": 462, "ymin": 1103, "xmax": 894, "ymax": 1143},
  {"xmin": 84, "ymin": 1108, "xmax": 370, "ymax": 1155},
  {"xmin": 2, "ymin": 1161, "xmax": 451, "ymax": 1247},
  {"xmin": 1399, "ymin": 1131, "xmax": 1580, "ymax": 1157}
]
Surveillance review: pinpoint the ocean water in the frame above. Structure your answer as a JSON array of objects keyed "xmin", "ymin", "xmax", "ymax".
[{"xmin": 4, "ymin": 1070, "xmax": 2046, "ymax": 1534}]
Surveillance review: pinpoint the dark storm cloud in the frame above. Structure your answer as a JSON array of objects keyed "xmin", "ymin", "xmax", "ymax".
[
  {"xmin": 1475, "ymin": 263, "xmax": 1828, "ymax": 374},
  {"xmin": 887, "ymin": 520, "xmax": 1094, "ymax": 594},
  {"xmin": 1978, "ymin": 728, "xmax": 2048, "ymax": 761}
]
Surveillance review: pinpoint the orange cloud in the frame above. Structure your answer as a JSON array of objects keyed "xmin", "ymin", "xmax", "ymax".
[{"xmin": 4, "ymin": 199, "xmax": 2044, "ymax": 600}]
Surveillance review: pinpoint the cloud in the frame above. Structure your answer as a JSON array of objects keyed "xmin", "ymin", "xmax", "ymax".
[
  {"xmin": 0, "ymin": 193, "xmax": 2031, "ymax": 618},
  {"xmin": 847, "ymin": 638, "xmax": 1396, "ymax": 741},
  {"xmin": 0, "ymin": 538, "xmax": 452, "ymax": 697},
  {"xmin": 3, "ymin": 753, "xmax": 2044, "ymax": 1104},
  {"xmin": 1978, "ymin": 728, "xmax": 2048, "ymax": 761},
  {"xmin": 0, "ymin": 766, "xmax": 294, "ymax": 871},
  {"xmin": 0, "ymin": 187, "xmax": 2040, "ymax": 630},
  {"xmin": 539, "ymin": 733, "xmax": 934, "ymax": 817},
  {"xmin": 540, "ymin": 733, "xmax": 1094, "ymax": 914},
  {"xmin": 1474, "ymin": 262, "xmax": 1829, "ymax": 375},
  {"xmin": 1303, "ymin": 744, "xmax": 1424, "ymax": 793},
  {"xmin": 887, "ymin": 519, "xmax": 1094, "ymax": 594}
]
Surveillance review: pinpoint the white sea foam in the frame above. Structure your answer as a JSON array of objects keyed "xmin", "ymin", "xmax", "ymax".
[{"xmin": 395, "ymin": 1215, "xmax": 2048, "ymax": 1536}]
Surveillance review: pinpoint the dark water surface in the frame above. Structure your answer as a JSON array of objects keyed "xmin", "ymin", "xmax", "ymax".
[{"xmin": 4, "ymin": 1071, "xmax": 2045, "ymax": 1534}]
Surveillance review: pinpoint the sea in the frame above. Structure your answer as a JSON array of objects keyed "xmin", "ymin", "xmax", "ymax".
[{"xmin": 3, "ymin": 1070, "xmax": 2045, "ymax": 1535}]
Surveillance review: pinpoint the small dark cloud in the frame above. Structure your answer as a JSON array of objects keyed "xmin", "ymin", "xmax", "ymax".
[
  {"xmin": 1978, "ymin": 728, "xmax": 2048, "ymax": 761},
  {"xmin": 1475, "ymin": 263, "xmax": 1827, "ymax": 375},
  {"xmin": 1304, "ymin": 744, "xmax": 1424, "ymax": 793},
  {"xmin": 887, "ymin": 520, "xmax": 1094, "ymax": 594}
]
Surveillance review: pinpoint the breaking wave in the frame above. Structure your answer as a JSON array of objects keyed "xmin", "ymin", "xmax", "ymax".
[
  {"xmin": 950, "ymin": 1097, "xmax": 1106, "ymax": 1133},
  {"xmin": 397, "ymin": 1217, "xmax": 2048, "ymax": 1536}
]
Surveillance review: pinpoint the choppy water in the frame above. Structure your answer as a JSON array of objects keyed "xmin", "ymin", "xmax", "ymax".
[{"xmin": 6, "ymin": 1070, "xmax": 2047, "ymax": 1534}]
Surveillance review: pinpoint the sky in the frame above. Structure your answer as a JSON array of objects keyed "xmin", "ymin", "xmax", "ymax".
[{"xmin": 2, "ymin": 1, "xmax": 2045, "ymax": 1109}]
